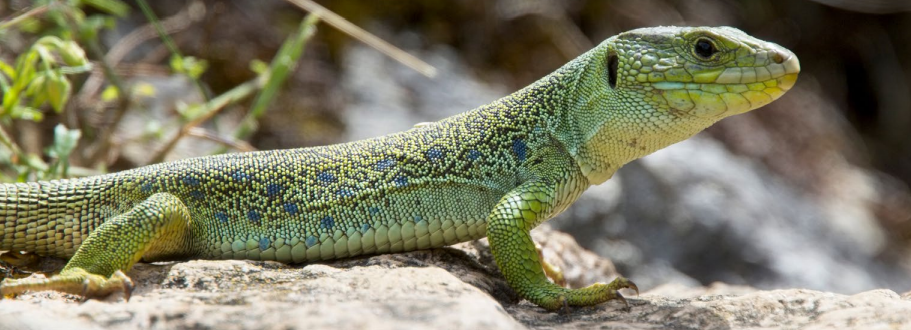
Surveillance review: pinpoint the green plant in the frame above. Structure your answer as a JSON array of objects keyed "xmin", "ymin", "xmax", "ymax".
[{"xmin": 0, "ymin": 35, "xmax": 90, "ymax": 119}]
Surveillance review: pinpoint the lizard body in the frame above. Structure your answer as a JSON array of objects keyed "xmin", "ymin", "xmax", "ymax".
[{"xmin": 0, "ymin": 26, "xmax": 799, "ymax": 310}]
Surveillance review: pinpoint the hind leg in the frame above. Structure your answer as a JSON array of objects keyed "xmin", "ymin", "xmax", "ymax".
[{"xmin": 1, "ymin": 193, "xmax": 193, "ymax": 299}]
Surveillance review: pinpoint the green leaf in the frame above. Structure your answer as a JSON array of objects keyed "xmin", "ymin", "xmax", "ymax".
[
  {"xmin": 0, "ymin": 73, "xmax": 10, "ymax": 98},
  {"xmin": 101, "ymin": 85, "xmax": 120, "ymax": 101},
  {"xmin": 29, "ymin": 89, "xmax": 48, "ymax": 109},
  {"xmin": 81, "ymin": 0, "xmax": 130, "ymax": 17},
  {"xmin": 170, "ymin": 56, "xmax": 208, "ymax": 79},
  {"xmin": 23, "ymin": 154, "xmax": 48, "ymax": 172},
  {"xmin": 144, "ymin": 120, "xmax": 164, "ymax": 139},
  {"xmin": 186, "ymin": 59, "xmax": 208, "ymax": 79},
  {"xmin": 34, "ymin": 45, "xmax": 56, "ymax": 69},
  {"xmin": 243, "ymin": 13, "xmax": 319, "ymax": 140},
  {"xmin": 0, "ymin": 59, "xmax": 15, "ymax": 79},
  {"xmin": 169, "ymin": 55, "xmax": 184, "ymax": 72},
  {"xmin": 26, "ymin": 72, "xmax": 50, "ymax": 109},
  {"xmin": 60, "ymin": 41, "xmax": 89, "ymax": 67},
  {"xmin": 12, "ymin": 50, "xmax": 39, "ymax": 90},
  {"xmin": 45, "ymin": 71, "xmax": 71, "ymax": 113},
  {"xmin": 36, "ymin": 36, "xmax": 65, "ymax": 50},
  {"xmin": 176, "ymin": 102, "xmax": 204, "ymax": 120},
  {"xmin": 17, "ymin": 17, "xmax": 42, "ymax": 34},
  {"xmin": 249, "ymin": 59, "xmax": 269, "ymax": 75},
  {"xmin": 132, "ymin": 82, "xmax": 157, "ymax": 97},
  {"xmin": 48, "ymin": 124, "xmax": 81, "ymax": 158},
  {"xmin": 78, "ymin": 15, "xmax": 116, "ymax": 41},
  {"xmin": 24, "ymin": 72, "xmax": 48, "ymax": 97},
  {"xmin": 2, "ymin": 49, "xmax": 38, "ymax": 112},
  {"xmin": 59, "ymin": 63, "xmax": 93, "ymax": 75},
  {"xmin": 45, "ymin": 124, "xmax": 81, "ymax": 179},
  {"xmin": 10, "ymin": 105, "xmax": 44, "ymax": 121}
]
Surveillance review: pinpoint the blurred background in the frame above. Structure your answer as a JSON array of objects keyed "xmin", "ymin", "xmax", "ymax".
[{"xmin": 1, "ymin": 0, "xmax": 910, "ymax": 294}]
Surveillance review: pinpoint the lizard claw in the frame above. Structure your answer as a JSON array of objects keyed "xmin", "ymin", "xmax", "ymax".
[
  {"xmin": 606, "ymin": 276, "xmax": 638, "ymax": 309},
  {"xmin": 628, "ymin": 279, "xmax": 640, "ymax": 296},
  {"xmin": 115, "ymin": 270, "xmax": 135, "ymax": 301},
  {"xmin": 615, "ymin": 291, "xmax": 628, "ymax": 308},
  {"xmin": 561, "ymin": 296, "xmax": 571, "ymax": 314},
  {"xmin": 609, "ymin": 276, "xmax": 639, "ymax": 295}
]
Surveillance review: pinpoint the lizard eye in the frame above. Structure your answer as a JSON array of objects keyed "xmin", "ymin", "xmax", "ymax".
[
  {"xmin": 607, "ymin": 51, "xmax": 618, "ymax": 89},
  {"xmin": 694, "ymin": 38, "xmax": 717, "ymax": 59}
]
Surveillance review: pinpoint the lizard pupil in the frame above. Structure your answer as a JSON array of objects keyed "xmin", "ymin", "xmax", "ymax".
[{"xmin": 694, "ymin": 39, "xmax": 716, "ymax": 59}]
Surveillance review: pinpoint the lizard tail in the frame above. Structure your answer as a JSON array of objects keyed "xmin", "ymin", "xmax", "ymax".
[{"xmin": 0, "ymin": 179, "xmax": 113, "ymax": 258}]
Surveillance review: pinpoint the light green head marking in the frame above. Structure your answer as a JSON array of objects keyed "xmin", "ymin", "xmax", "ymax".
[
  {"xmin": 559, "ymin": 26, "xmax": 800, "ymax": 184},
  {"xmin": 614, "ymin": 26, "xmax": 800, "ymax": 117}
]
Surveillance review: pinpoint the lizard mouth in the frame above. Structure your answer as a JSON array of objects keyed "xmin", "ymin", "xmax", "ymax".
[{"xmin": 651, "ymin": 50, "xmax": 800, "ymax": 117}]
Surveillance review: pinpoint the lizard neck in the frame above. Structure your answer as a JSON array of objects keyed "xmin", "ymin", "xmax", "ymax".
[{"xmin": 540, "ymin": 44, "xmax": 720, "ymax": 185}]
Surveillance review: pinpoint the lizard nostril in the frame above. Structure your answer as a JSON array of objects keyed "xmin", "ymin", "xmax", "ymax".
[{"xmin": 771, "ymin": 51, "xmax": 787, "ymax": 64}]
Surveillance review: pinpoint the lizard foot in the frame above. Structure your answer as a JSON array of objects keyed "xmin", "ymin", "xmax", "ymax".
[
  {"xmin": 556, "ymin": 276, "xmax": 639, "ymax": 310},
  {"xmin": 1, "ymin": 268, "xmax": 134, "ymax": 300},
  {"xmin": 0, "ymin": 251, "xmax": 40, "ymax": 268}
]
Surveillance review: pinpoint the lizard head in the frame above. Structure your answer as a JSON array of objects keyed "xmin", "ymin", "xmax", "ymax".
[
  {"xmin": 607, "ymin": 26, "xmax": 800, "ymax": 118},
  {"xmin": 561, "ymin": 26, "xmax": 800, "ymax": 184}
]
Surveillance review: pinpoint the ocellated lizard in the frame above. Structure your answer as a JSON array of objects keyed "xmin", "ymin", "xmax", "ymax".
[{"xmin": 0, "ymin": 26, "xmax": 799, "ymax": 310}]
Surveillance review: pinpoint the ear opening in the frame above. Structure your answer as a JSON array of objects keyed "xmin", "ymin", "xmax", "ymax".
[{"xmin": 607, "ymin": 51, "xmax": 618, "ymax": 89}]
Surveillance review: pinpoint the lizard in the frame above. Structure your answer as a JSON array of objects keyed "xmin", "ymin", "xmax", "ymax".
[{"xmin": 0, "ymin": 26, "xmax": 799, "ymax": 311}]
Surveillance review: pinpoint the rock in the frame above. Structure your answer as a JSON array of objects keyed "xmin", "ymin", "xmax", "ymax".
[
  {"xmin": 4, "ymin": 227, "xmax": 911, "ymax": 329},
  {"xmin": 511, "ymin": 284, "xmax": 911, "ymax": 329},
  {"xmin": 1, "ymin": 257, "xmax": 523, "ymax": 330}
]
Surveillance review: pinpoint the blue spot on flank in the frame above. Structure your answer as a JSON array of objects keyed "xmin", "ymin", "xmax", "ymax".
[
  {"xmin": 512, "ymin": 138, "xmax": 527, "ymax": 162},
  {"xmin": 393, "ymin": 176, "xmax": 408, "ymax": 187},
  {"xmin": 141, "ymin": 183, "xmax": 153, "ymax": 193},
  {"xmin": 337, "ymin": 189, "xmax": 354, "ymax": 197},
  {"xmin": 259, "ymin": 237, "xmax": 271, "ymax": 251},
  {"xmin": 284, "ymin": 203, "xmax": 299, "ymax": 215},
  {"xmin": 266, "ymin": 183, "xmax": 282, "ymax": 196},
  {"xmin": 247, "ymin": 210, "xmax": 261, "ymax": 223},
  {"xmin": 189, "ymin": 190, "xmax": 205, "ymax": 200},
  {"xmin": 320, "ymin": 216, "xmax": 334, "ymax": 229},
  {"xmin": 361, "ymin": 223, "xmax": 371, "ymax": 233},
  {"xmin": 467, "ymin": 149, "xmax": 481, "ymax": 160},
  {"xmin": 368, "ymin": 207, "xmax": 379, "ymax": 215},
  {"xmin": 182, "ymin": 176, "xmax": 200, "ymax": 186},
  {"xmin": 306, "ymin": 236, "xmax": 318, "ymax": 247},
  {"xmin": 232, "ymin": 171, "xmax": 250, "ymax": 181},
  {"xmin": 215, "ymin": 212, "xmax": 229, "ymax": 223},
  {"xmin": 317, "ymin": 171, "xmax": 336, "ymax": 183},
  {"xmin": 413, "ymin": 215, "xmax": 423, "ymax": 222},
  {"xmin": 426, "ymin": 148, "xmax": 444, "ymax": 161},
  {"xmin": 375, "ymin": 158, "xmax": 396, "ymax": 171}
]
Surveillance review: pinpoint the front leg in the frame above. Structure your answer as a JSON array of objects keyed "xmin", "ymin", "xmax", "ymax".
[
  {"xmin": 487, "ymin": 180, "xmax": 637, "ymax": 310},
  {"xmin": 1, "ymin": 192, "xmax": 193, "ymax": 299}
]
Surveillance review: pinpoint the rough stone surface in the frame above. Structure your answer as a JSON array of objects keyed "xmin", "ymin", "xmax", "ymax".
[{"xmin": 4, "ymin": 226, "xmax": 911, "ymax": 330}]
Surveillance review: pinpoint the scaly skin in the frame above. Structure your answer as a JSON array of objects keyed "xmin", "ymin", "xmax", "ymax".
[{"xmin": 0, "ymin": 26, "xmax": 799, "ymax": 310}]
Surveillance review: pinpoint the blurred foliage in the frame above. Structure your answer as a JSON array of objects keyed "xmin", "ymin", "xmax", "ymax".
[
  {"xmin": 1, "ymin": 35, "xmax": 89, "ymax": 119},
  {"xmin": 0, "ymin": 0, "xmax": 318, "ymax": 181},
  {"xmin": 0, "ymin": 1, "xmax": 104, "ymax": 181}
]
